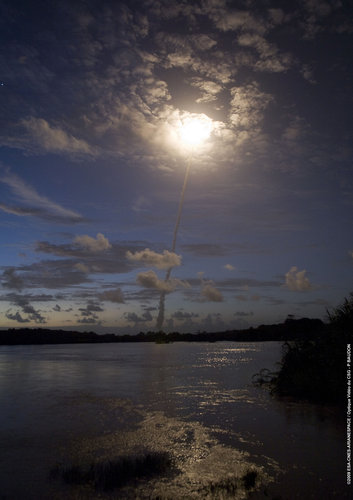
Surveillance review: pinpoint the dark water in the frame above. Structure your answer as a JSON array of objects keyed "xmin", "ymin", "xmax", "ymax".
[{"xmin": 0, "ymin": 342, "xmax": 348, "ymax": 499}]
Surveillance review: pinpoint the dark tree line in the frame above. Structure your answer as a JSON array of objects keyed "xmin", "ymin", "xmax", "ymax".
[{"xmin": 0, "ymin": 317, "xmax": 325, "ymax": 345}]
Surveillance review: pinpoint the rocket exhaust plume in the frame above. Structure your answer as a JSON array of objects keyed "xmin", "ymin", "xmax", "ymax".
[
  {"xmin": 156, "ymin": 159, "xmax": 191, "ymax": 331},
  {"xmin": 155, "ymin": 113, "xmax": 213, "ymax": 330}
]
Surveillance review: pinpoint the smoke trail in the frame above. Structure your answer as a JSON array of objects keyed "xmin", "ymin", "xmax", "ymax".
[{"xmin": 156, "ymin": 159, "xmax": 192, "ymax": 331}]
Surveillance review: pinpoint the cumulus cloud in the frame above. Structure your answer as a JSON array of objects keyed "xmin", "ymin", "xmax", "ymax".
[
  {"xmin": 285, "ymin": 266, "xmax": 312, "ymax": 291},
  {"xmin": 74, "ymin": 233, "xmax": 112, "ymax": 252},
  {"xmin": 126, "ymin": 248, "xmax": 181, "ymax": 269},
  {"xmin": 136, "ymin": 270, "xmax": 175, "ymax": 293},
  {"xmin": 201, "ymin": 282, "xmax": 224, "ymax": 302}
]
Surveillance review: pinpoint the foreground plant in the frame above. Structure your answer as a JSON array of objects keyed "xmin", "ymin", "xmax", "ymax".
[{"xmin": 270, "ymin": 293, "xmax": 353, "ymax": 406}]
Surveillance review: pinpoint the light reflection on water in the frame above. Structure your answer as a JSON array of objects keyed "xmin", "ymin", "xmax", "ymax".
[{"xmin": 0, "ymin": 342, "xmax": 348, "ymax": 499}]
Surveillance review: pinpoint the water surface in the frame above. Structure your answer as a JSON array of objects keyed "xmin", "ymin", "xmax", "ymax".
[{"xmin": 0, "ymin": 342, "xmax": 348, "ymax": 498}]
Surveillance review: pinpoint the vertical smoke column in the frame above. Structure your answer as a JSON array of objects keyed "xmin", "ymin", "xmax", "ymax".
[{"xmin": 156, "ymin": 157, "xmax": 192, "ymax": 331}]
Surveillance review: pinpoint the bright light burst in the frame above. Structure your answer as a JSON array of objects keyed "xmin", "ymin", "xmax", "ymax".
[{"xmin": 178, "ymin": 114, "xmax": 214, "ymax": 148}]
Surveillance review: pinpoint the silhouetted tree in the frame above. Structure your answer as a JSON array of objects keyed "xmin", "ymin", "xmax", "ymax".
[{"xmin": 273, "ymin": 293, "xmax": 353, "ymax": 406}]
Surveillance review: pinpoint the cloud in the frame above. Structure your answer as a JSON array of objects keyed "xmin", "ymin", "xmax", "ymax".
[
  {"xmin": 126, "ymin": 248, "xmax": 181, "ymax": 269},
  {"xmin": 79, "ymin": 301, "xmax": 104, "ymax": 316},
  {"xmin": 1, "ymin": 268, "xmax": 24, "ymax": 291},
  {"xmin": 198, "ymin": 312, "xmax": 227, "ymax": 332},
  {"xmin": 201, "ymin": 282, "xmax": 224, "ymax": 302},
  {"xmin": 172, "ymin": 310, "xmax": 199, "ymax": 320},
  {"xmin": 300, "ymin": 64, "xmax": 316, "ymax": 84},
  {"xmin": 74, "ymin": 233, "xmax": 112, "ymax": 252},
  {"xmin": 191, "ymin": 34, "xmax": 217, "ymax": 51},
  {"xmin": 77, "ymin": 316, "xmax": 100, "ymax": 325},
  {"xmin": 210, "ymin": 8, "xmax": 268, "ymax": 34},
  {"xmin": 136, "ymin": 270, "xmax": 175, "ymax": 293},
  {"xmin": 0, "ymin": 171, "xmax": 85, "ymax": 223},
  {"xmin": 132, "ymin": 195, "xmax": 151, "ymax": 213},
  {"xmin": 0, "ymin": 292, "xmax": 55, "ymax": 303},
  {"xmin": 224, "ymin": 264, "xmax": 235, "ymax": 271},
  {"xmin": 190, "ymin": 78, "xmax": 223, "ymax": 103},
  {"xmin": 34, "ymin": 238, "xmax": 142, "ymax": 280},
  {"xmin": 229, "ymin": 82, "xmax": 273, "ymax": 130},
  {"xmin": 300, "ymin": 0, "xmax": 341, "ymax": 39},
  {"xmin": 36, "ymin": 237, "xmax": 122, "ymax": 258},
  {"xmin": 5, "ymin": 294, "xmax": 47, "ymax": 324},
  {"xmin": 285, "ymin": 266, "xmax": 312, "ymax": 291},
  {"xmin": 189, "ymin": 276, "xmax": 279, "ymax": 291},
  {"xmin": 5, "ymin": 311, "xmax": 30, "ymax": 323},
  {"xmin": 11, "ymin": 259, "xmax": 91, "ymax": 289},
  {"xmin": 77, "ymin": 300, "xmax": 103, "ymax": 324},
  {"xmin": 124, "ymin": 310, "xmax": 153, "ymax": 324},
  {"xmin": 74, "ymin": 263, "xmax": 90, "ymax": 274},
  {"xmin": 20, "ymin": 117, "xmax": 94, "ymax": 156},
  {"xmin": 267, "ymin": 8, "xmax": 286, "ymax": 26},
  {"xmin": 237, "ymin": 33, "xmax": 292, "ymax": 73},
  {"xmin": 0, "ymin": 0, "xmax": 346, "ymax": 176},
  {"xmin": 98, "ymin": 288, "xmax": 125, "ymax": 304}
]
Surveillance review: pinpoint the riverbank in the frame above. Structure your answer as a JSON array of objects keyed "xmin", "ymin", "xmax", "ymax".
[{"xmin": 0, "ymin": 317, "xmax": 325, "ymax": 345}]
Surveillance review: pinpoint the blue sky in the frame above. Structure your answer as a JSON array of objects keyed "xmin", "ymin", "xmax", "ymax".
[{"xmin": 0, "ymin": 0, "xmax": 352, "ymax": 334}]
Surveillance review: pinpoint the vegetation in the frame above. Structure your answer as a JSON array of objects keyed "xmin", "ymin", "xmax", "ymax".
[
  {"xmin": 0, "ymin": 317, "xmax": 325, "ymax": 345},
  {"xmin": 50, "ymin": 451, "xmax": 172, "ymax": 492},
  {"xmin": 242, "ymin": 470, "xmax": 258, "ymax": 490},
  {"xmin": 270, "ymin": 293, "xmax": 353, "ymax": 407},
  {"xmin": 199, "ymin": 469, "xmax": 258, "ymax": 497}
]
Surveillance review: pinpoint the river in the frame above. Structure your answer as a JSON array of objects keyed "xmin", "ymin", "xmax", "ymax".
[{"xmin": 0, "ymin": 341, "xmax": 348, "ymax": 499}]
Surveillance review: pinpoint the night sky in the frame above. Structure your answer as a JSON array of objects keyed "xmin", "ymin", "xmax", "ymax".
[{"xmin": 1, "ymin": 0, "xmax": 352, "ymax": 334}]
